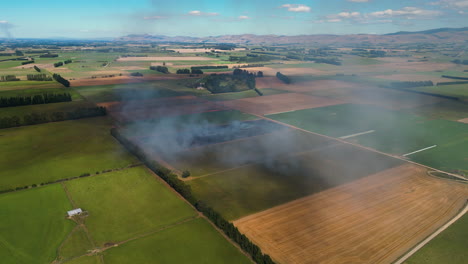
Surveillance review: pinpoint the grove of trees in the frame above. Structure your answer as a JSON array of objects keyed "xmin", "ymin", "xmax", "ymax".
[
  {"xmin": 150, "ymin": 66, "xmax": 169, "ymax": 74},
  {"xmin": 276, "ymin": 72, "xmax": 291, "ymax": 84},
  {"xmin": 52, "ymin": 73, "xmax": 70, "ymax": 87},
  {"xmin": 26, "ymin": 74, "xmax": 52, "ymax": 81}
]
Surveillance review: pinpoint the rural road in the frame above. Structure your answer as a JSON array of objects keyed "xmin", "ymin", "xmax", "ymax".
[{"xmin": 393, "ymin": 202, "xmax": 468, "ymax": 264}]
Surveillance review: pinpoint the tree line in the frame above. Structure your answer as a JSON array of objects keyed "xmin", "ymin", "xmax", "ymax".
[
  {"xmin": 0, "ymin": 75, "xmax": 20, "ymax": 82},
  {"xmin": 110, "ymin": 128, "xmax": 276, "ymax": 264},
  {"xmin": 150, "ymin": 65, "xmax": 169, "ymax": 74},
  {"xmin": 53, "ymin": 73, "xmax": 70, "ymax": 87},
  {"xmin": 0, "ymin": 107, "xmax": 106, "ymax": 129},
  {"xmin": 27, "ymin": 74, "xmax": 53, "ymax": 81},
  {"xmin": 191, "ymin": 65, "xmax": 228, "ymax": 70},
  {"xmin": 21, "ymin": 60, "xmax": 35, "ymax": 65},
  {"xmin": 0, "ymin": 93, "xmax": 72, "ymax": 107},
  {"xmin": 276, "ymin": 72, "xmax": 290, "ymax": 84},
  {"xmin": 54, "ymin": 61, "xmax": 63, "ymax": 67},
  {"xmin": 176, "ymin": 68, "xmax": 204, "ymax": 74},
  {"xmin": 441, "ymin": 75, "xmax": 468, "ymax": 81},
  {"xmin": 387, "ymin": 81, "xmax": 433, "ymax": 89}
]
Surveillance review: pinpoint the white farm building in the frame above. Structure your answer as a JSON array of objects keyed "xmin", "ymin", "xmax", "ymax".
[{"xmin": 67, "ymin": 208, "xmax": 83, "ymax": 217}]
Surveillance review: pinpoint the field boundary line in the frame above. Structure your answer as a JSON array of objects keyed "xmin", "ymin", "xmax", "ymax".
[
  {"xmin": 402, "ymin": 145, "xmax": 437, "ymax": 157},
  {"xmin": 339, "ymin": 130, "xmax": 375, "ymax": 139},
  {"xmin": 393, "ymin": 201, "xmax": 468, "ymax": 264},
  {"xmin": 183, "ymin": 163, "xmax": 255, "ymax": 181}
]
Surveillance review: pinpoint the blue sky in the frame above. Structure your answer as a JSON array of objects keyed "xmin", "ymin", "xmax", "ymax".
[{"xmin": 0, "ymin": 0, "xmax": 467, "ymax": 38}]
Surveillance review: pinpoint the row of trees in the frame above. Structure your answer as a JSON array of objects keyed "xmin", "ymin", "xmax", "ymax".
[
  {"xmin": 441, "ymin": 75, "xmax": 468, "ymax": 81},
  {"xmin": 34, "ymin": 65, "xmax": 41, "ymax": 72},
  {"xmin": 176, "ymin": 68, "xmax": 203, "ymax": 74},
  {"xmin": 388, "ymin": 81, "xmax": 433, "ymax": 89},
  {"xmin": 150, "ymin": 65, "xmax": 169, "ymax": 74},
  {"xmin": 451, "ymin": 59, "xmax": 468, "ymax": 65},
  {"xmin": 54, "ymin": 61, "xmax": 63, "ymax": 67},
  {"xmin": 0, "ymin": 107, "xmax": 106, "ymax": 129},
  {"xmin": 26, "ymin": 74, "xmax": 52, "ymax": 81},
  {"xmin": 437, "ymin": 81, "xmax": 468, "ymax": 86},
  {"xmin": 0, "ymin": 75, "xmax": 20, "ymax": 82},
  {"xmin": 0, "ymin": 93, "xmax": 72, "ymax": 107},
  {"xmin": 191, "ymin": 65, "xmax": 228, "ymax": 70},
  {"xmin": 53, "ymin": 73, "xmax": 70, "ymax": 87},
  {"xmin": 39, "ymin": 53, "xmax": 58, "ymax": 58},
  {"xmin": 21, "ymin": 60, "xmax": 35, "ymax": 65},
  {"xmin": 276, "ymin": 72, "xmax": 291, "ymax": 84},
  {"xmin": 110, "ymin": 129, "xmax": 275, "ymax": 264}
]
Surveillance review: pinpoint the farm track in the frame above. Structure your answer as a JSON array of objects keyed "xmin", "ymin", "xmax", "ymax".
[{"xmin": 394, "ymin": 202, "xmax": 468, "ymax": 264}]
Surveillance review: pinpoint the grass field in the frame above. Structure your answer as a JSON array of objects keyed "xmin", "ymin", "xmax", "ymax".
[
  {"xmin": 73, "ymin": 82, "xmax": 186, "ymax": 102},
  {"xmin": 409, "ymin": 83, "xmax": 468, "ymax": 100},
  {"xmin": 189, "ymin": 142, "xmax": 402, "ymax": 220},
  {"xmin": 202, "ymin": 88, "xmax": 287, "ymax": 101},
  {"xmin": 103, "ymin": 218, "xmax": 250, "ymax": 264},
  {"xmin": 0, "ymin": 117, "xmax": 137, "ymax": 190},
  {"xmin": 0, "ymin": 80, "xmax": 63, "ymax": 91},
  {"xmin": 405, "ymin": 213, "xmax": 468, "ymax": 264},
  {"xmin": 58, "ymin": 226, "xmax": 93, "ymax": 260},
  {"xmin": 267, "ymin": 103, "xmax": 468, "ymax": 172},
  {"xmin": 402, "ymin": 100, "xmax": 468, "ymax": 121},
  {"xmin": 64, "ymin": 166, "xmax": 197, "ymax": 246},
  {"xmin": 0, "ymin": 184, "xmax": 74, "ymax": 264}
]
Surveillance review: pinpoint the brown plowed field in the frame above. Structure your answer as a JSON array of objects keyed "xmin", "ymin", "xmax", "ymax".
[
  {"xmin": 235, "ymin": 164, "xmax": 468, "ymax": 264},
  {"xmin": 70, "ymin": 75, "xmax": 186, "ymax": 87},
  {"xmin": 222, "ymin": 93, "xmax": 344, "ymax": 115}
]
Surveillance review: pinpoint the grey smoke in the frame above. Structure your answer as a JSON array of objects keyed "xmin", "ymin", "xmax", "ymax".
[{"xmin": 0, "ymin": 21, "xmax": 13, "ymax": 38}]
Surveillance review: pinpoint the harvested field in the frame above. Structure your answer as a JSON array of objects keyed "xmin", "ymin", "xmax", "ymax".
[
  {"xmin": 113, "ymin": 66, "xmax": 147, "ymax": 70},
  {"xmin": 374, "ymin": 74, "xmax": 447, "ymax": 83},
  {"xmin": 70, "ymin": 75, "xmax": 183, "ymax": 87},
  {"xmin": 261, "ymin": 79, "xmax": 357, "ymax": 93},
  {"xmin": 458, "ymin": 117, "xmax": 468, "ymax": 124},
  {"xmin": 117, "ymin": 56, "xmax": 213, "ymax": 61},
  {"xmin": 169, "ymin": 48, "xmax": 245, "ymax": 53},
  {"xmin": 222, "ymin": 93, "xmax": 344, "ymax": 115},
  {"xmin": 235, "ymin": 164, "xmax": 468, "ymax": 264}
]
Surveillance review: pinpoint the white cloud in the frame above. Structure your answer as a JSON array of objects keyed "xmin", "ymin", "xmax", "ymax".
[
  {"xmin": 188, "ymin": 10, "xmax": 219, "ymax": 16},
  {"xmin": 238, "ymin": 15, "xmax": 249, "ymax": 20},
  {"xmin": 369, "ymin": 7, "xmax": 441, "ymax": 18},
  {"xmin": 281, "ymin": 4, "xmax": 311, "ymax": 12}
]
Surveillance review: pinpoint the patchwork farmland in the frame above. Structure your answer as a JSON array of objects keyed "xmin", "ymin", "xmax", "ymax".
[{"xmin": 1, "ymin": 29, "xmax": 467, "ymax": 264}]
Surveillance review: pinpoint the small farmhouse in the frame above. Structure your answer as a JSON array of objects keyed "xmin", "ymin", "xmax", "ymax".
[{"xmin": 67, "ymin": 208, "xmax": 83, "ymax": 217}]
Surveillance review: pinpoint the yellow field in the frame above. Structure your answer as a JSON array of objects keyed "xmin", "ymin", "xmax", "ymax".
[{"xmin": 235, "ymin": 164, "xmax": 468, "ymax": 264}]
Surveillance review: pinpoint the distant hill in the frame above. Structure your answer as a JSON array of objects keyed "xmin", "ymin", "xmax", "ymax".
[{"xmin": 117, "ymin": 27, "xmax": 468, "ymax": 45}]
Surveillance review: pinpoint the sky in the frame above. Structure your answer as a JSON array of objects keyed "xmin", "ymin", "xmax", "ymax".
[{"xmin": 0, "ymin": 0, "xmax": 467, "ymax": 38}]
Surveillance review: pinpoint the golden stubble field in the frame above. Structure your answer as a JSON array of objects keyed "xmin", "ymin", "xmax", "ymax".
[{"xmin": 234, "ymin": 164, "xmax": 468, "ymax": 264}]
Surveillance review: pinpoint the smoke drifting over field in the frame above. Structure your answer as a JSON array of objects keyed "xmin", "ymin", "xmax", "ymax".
[{"xmin": 0, "ymin": 21, "xmax": 13, "ymax": 38}]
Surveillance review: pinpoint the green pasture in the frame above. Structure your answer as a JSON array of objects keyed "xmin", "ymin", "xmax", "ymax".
[
  {"xmin": 0, "ymin": 117, "xmax": 137, "ymax": 190},
  {"xmin": 0, "ymin": 101, "xmax": 95, "ymax": 119},
  {"xmin": 0, "ymin": 184, "xmax": 74, "ymax": 264},
  {"xmin": 64, "ymin": 166, "xmax": 197, "ymax": 246},
  {"xmin": 103, "ymin": 218, "xmax": 250, "ymax": 264}
]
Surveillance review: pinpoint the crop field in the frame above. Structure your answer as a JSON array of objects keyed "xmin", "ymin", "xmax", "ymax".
[
  {"xmin": 0, "ymin": 80, "xmax": 63, "ymax": 90},
  {"xmin": 187, "ymin": 139, "xmax": 402, "ymax": 220},
  {"xmin": 267, "ymin": 103, "xmax": 468, "ymax": 172},
  {"xmin": 222, "ymin": 92, "xmax": 344, "ymax": 115},
  {"xmin": 0, "ymin": 184, "xmax": 74, "ymax": 264},
  {"xmin": 234, "ymin": 164, "xmax": 468, "ymax": 264},
  {"xmin": 0, "ymin": 117, "xmax": 137, "ymax": 190},
  {"xmin": 405, "ymin": 213, "xmax": 468, "ymax": 264},
  {"xmin": 102, "ymin": 218, "xmax": 250, "ymax": 264},
  {"xmin": 203, "ymin": 88, "xmax": 287, "ymax": 101},
  {"xmin": 63, "ymin": 166, "xmax": 197, "ymax": 246},
  {"xmin": 402, "ymin": 100, "xmax": 468, "ymax": 121}
]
